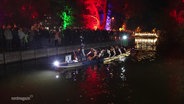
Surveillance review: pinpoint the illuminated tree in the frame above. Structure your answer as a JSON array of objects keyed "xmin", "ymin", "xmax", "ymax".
[
  {"xmin": 82, "ymin": 0, "xmax": 107, "ymax": 30},
  {"xmin": 105, "ymin": 3, "xmax": 112, "ymax": 31},
  {"xmin": 0, "ymin": 0, "xmax": 51, "ymax": 27},
  {"xmin": 169, "ymin": 0, "xmax": 184, "ymax": 25},
  {"xmin": 59, "ymin": 6, "xmax": 73, "ymax": 30}
]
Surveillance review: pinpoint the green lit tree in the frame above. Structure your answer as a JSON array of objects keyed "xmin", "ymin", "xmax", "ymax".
[{"xmin": 58, "ymin": 5, "xmax": 73, "ymax": 30}]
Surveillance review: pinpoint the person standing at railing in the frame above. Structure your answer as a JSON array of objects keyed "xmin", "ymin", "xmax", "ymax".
[
  {"xmin": 12, "ymin": 24, "xmax": 20, "ymax": 50},
  {"xmin": 24, "ymin": 31, "xmax": 29, "ymax": 49},
  {"xmin": 54, "ymin": 28, "xmax": 61, "ymax": 47},
  {"xmin": 0, "ymin": 26, "xmax": 5, "ymax": 52},
  {"xmin": 18, "ymin": 27, "xmax": 25, "ymax": 49},
  {"xmin": 4, "ymin": 24, "xmax": 13, "ymax": 51}
]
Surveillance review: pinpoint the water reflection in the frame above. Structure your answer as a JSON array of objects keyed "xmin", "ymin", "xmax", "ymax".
[
  {"xmin": 79, "ymin": 65, "xmax": 107, "ymax": 102},
  {"xmin": 53, "ymin": 61, "xmax": 131, "ymax": 103},
  {"xmin": 1, "ymin": 53, "xmax": 184, "ymax": 104},
  {"xmin": 129, "ymin": 50, "xmax": 157, "ymax": 63},
  {"xmin": 121, "ymin": 67, "xmax": 126, "ymax": 81}
]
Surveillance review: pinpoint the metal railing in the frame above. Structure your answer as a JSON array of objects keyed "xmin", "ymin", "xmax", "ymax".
[{"xmin": 0, "ymin": 42, "xmax": 120, "ymax": 64}]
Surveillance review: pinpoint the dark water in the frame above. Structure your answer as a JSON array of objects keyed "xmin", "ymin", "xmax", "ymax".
[{"xmin": 0, "ymin": 54, "xmax": 184, "ymax": 104}]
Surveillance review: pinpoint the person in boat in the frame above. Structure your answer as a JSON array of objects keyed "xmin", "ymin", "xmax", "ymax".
[
  {"xmin": 110, "ymin": 46, "xmax": 116, "ymax": 57},
  {"xmin": 120, "ymin": 46, "xmax": 126, "ymax": 53},
  {"xmin": 81, "ymin": 43, "xmax": 86, "ymax": 59},
  {"xmin": 98, "ymin": 48, "xmax": 106, "ymax": 58},
  {"xmin": 73, "ymin": 48, "xmax": 82, "ymax": 62},
  {"xmin": 86, "ymin": 48, "xmax": 97, "ymax": 60},
  {"xmin": 115, "ymin": 45, "xmax": 122, "ymax": 56},
  {"xmin": 106, "ymin": 47, "xmax": 111, "ymax": 58},
  {"xmin": 103, "ymin": 47, "xmax": 111, "ymax": 58}
]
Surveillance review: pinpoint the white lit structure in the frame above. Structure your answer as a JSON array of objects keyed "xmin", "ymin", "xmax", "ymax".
[
  {"xmin": 134, "ymin": 32, "xmax": 158, "ymax": 51},
  {"xmin": 135, "ymin": 33, "xmax": 158, "ymax": 37}
]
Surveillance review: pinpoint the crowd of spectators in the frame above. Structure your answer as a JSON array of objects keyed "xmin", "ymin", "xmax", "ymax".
[{"xmin": 0, "ymin": 23, "xmax": 115, "ymax": 52}]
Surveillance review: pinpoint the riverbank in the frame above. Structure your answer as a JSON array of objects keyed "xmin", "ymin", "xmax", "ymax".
[{"xmin": 0, "ymin": 42, "xmax": 120, "ymax": 65}]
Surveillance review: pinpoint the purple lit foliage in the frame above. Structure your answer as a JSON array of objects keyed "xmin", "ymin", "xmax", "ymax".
[
  {"xmin": 105, "ymin": 9, "xmax": 112, "ymax": 31},
  {"xmin": 105, "ymin": 3, "xmax": 112, "ymax": 31}
]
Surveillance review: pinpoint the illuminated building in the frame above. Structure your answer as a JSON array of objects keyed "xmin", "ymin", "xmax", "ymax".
[{"xmin": 134, "ymin": 32, "xmax": 158, "ymax": 51}]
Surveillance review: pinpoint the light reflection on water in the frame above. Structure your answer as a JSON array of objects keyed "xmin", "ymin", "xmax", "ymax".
[{"xmin": 0, "ymin": 53, "xmax": 184, "ymax": 104}]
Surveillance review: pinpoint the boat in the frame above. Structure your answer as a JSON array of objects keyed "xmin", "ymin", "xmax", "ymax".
[
  {"xmin": 52, "ymin": 50, "xmax": 130, "ymax": 70},
  {"xmin": 53, "ymin": 58, "xmax": 103, "ymax": 71},
  {"xmin": 103, "ymin": 50, "xmax": 130, "ymax": 64}
]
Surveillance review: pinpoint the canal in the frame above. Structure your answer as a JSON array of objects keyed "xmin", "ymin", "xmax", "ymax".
[{"xmin": 0, "ymin": 52, "xmax": 184, "ymax": 104}]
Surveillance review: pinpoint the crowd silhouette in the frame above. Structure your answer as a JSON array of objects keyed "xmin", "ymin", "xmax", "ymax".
[{"xmin": 0, "ymin": 23, "xmax": 116, "ymax": 52}]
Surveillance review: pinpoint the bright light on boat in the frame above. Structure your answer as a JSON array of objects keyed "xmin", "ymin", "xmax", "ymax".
[
  {"xmin": 122, "ymin": 35, "xmax": 128, "ymax": 40},
  {"xmin": 56, "ymin": 75, "xmax": 59, "ymax": 79},
  {"xmin": 53, "ymin": 60, "xmax": 60, "ymax": 67}
]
